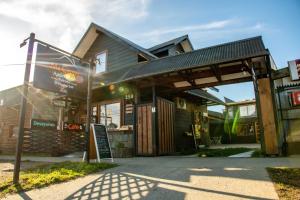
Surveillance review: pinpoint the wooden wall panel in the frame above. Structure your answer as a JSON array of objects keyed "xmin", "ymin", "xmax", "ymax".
[
  {"xmin": 157, "ymin": 98, "xmax": 174, "ymax": 155},
  {"xmin": 257, "ymin": 78, "xmax": 278, "ymax": 154},
  {"xmin": 136, "ymin": 104, "xmax": 152, "ymax": 155}
]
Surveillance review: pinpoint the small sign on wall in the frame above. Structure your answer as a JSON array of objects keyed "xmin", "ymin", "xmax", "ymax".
[
  {"xmin": 63, "ymin": 122, "xmax": 84, "ymax": 131},
  {"xmin": 288, "ymin": 59, "xmax": 300, "ymax": 80},
  {"xmin": 31, "ymin": 119, "xmax": 57, "ymax": 130},
  {"xmin": 291, "ymin": 91, "xmax": 300, "ymax": 106}
]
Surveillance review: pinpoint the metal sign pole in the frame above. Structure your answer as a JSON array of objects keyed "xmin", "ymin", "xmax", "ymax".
[
  {"xmin": 85, "ymin": 62, "xmax": 93, "ymax": 163},
  {"xmin": 13, "ymin": 33, "xmax": 35, "ymax": 184}
]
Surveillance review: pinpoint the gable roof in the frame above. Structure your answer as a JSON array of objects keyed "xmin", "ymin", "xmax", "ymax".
[
  {"xmin": 73, "ymin": 23, "xmax": 157, "ymax": 59},
  {"xmin": 147, "ymin": 35, "xmax": 193, "ymax": 52},
  {"xmin": 93, "ymin": 36, "xmax": 269, "ymax": 88}
]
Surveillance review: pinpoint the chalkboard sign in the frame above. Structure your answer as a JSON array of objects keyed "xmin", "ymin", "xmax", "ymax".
[{"xmin": 92, "ymin": 124, "xmax": 113, "ymax": 162}]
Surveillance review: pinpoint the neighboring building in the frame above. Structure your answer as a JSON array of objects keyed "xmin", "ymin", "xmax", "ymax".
[
  {"xmin": 273, "ymin": 67, "xmax": 300, "ymax": 155},
  {"xmin": 223, "ymin": 99, "xmax": 260, "ymax": 144},
  {"xmin": 0, "ymin": 22, "xmax": 280, "ymax": 156}
]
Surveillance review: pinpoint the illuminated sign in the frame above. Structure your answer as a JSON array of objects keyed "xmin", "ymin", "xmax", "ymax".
[
  {"xmin": 63, "ymin": 122, "xmax": 84, "ymax": 132},
  {"xmin": 288, "ymin": 59, "xmax": 300, "ymax": 80},
  {"xmin": 291, "ymin": 91, "xmax": 300, "ymax": 106},
  {"xmin": 31, "ymin": 119, "xmax": 57, "ymax": 130},
  {"xmin": 33, "ymin": 44, "xmax": 87, "ymax": 98}
]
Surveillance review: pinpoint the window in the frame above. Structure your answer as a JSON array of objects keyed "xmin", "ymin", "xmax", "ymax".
[
  {"xmin": 228, "ymin": 107, "xmax": 233, "ymax": 118},
  {"xmin": 100, "ymin": 102, "xmax": 121, "ymax": 130},
  {"xmin": 95, "ymin": 51, "xmax": 107, "ymax": 73},
  {"xmin": 239, "ymin": 105, "xmax": 256, "ymax": 117},
  {"xmin": 0, "ymin": 99, "xmax": 3, "ymax": 106}
]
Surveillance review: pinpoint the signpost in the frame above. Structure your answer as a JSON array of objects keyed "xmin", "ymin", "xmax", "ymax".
[
  {"xmin": 13, "ymin": 33, "xmax": 92, "ymax": 184},
  {"xmin": 13, "ymin": 33, "xmax": 35, "ymax": 184},
  {"xmin": 90, "ymin": 124, "xmax": 113, "ymax": 162}
]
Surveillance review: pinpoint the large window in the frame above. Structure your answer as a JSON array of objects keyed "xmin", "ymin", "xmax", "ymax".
[
  {"xmin": 100, "ymin": 102, "xmax": 120, "ymax": 130},
  {"xmin": 95, "ymin": 51, "xmax": 107, "ymax": 73}
]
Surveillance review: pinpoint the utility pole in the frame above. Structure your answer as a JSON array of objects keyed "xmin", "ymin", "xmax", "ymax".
[{"xmin": 13, "ymin": 33, "xmax": 35, "ymax": 184}]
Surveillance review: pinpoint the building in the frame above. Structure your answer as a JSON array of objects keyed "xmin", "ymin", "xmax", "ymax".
[
  {"xmin": 273, "ymin": 67, "xmax": 300, "ymax": 155},
  {"xmin": 223, "ymin": 99, "xmax": 260, "ymax": 144},
  {"xmin": 0, "ymin": 22, "xmax": 281, "ymax": 156}
]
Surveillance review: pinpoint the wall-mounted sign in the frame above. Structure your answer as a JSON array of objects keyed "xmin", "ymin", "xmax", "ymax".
[
  {"xmin": 288, "ymin": 59, "xmax": 300, "ymax": 80},
  {"xmin": 291, "ymin": 91, "xmax": 300, "ymax": 106},
  {"xmin": 31, "ymin": 119, "xmax": 57, "ymax": 130},
  {"xmin": 33, "ymin": 44, "xmax": 88, "ymax": 98},
  {"xmin": 63, "ymin": 122, "xmax": 84, "ymax": 132}
]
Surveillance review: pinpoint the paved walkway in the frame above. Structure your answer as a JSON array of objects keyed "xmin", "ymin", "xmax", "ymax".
[
  {"xmin": 209, "ymin": 143, "xmax": 261, "ymax": 149},
  {"xmin": 3, "ymin": 156, "xmax": 300, "ymax": 200},
  {"xmin": 228, "ymin": 151, "xmax": 255, "ymax": 158}
]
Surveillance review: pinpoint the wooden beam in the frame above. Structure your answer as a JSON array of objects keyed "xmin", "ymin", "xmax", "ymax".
[
  {"xmin": 211, "ymin": 65, "xmax": 222, "ymax": 82},
  {"xmin": 135, "ymin": 64, "xmax": 248, "ymax": 88},
  {"xmin": 160, "ymin": 76, "xmax": 252, "ymax": 94}
]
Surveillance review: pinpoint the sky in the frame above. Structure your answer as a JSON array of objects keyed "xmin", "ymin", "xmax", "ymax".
[{"xmin": 0, "ymin": 0, "xmax": 299, "ymax": 111}]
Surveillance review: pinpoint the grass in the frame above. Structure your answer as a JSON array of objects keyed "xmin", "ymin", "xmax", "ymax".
[
  {"xmin": 267, "ymin": 167, "xmax": 300, "ymax": 200},
  {"xmin": 251, "ymin": 149, "xmax": 264, "ymax": 157},
  {"xmin": 198, "ymin": 147, "xmax": 253, "ymax": 157},
  {"xmin": 0, "ymin": 161, "xmax": 117, "ymax": 198}
]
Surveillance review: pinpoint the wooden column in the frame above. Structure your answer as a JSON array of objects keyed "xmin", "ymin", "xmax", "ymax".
[{"xmin": 257, "ymin": 77, "xmax": 278, "ymax": 155}]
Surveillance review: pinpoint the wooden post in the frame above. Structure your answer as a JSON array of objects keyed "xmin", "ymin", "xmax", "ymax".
[
  {"xmin": 251, "ymin": 65, "xmax": 266, "ymax": 152},
  {"xmin": 13, "ymin": 33, "xmax": 35, "ymax": 184},
  {"xmin": 257, "ymin": 77, "xmax": 279, "ymax": 155}
]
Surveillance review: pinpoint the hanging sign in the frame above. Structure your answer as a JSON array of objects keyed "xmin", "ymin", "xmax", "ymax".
[
  {"xmin": 90, "ymin": 124, "xmax": 113, "ymax": 162},
  {"xmin": 31, "ymin": 119, "xmax": 57, "ymax": 130},
  {"xmin": 33, "ymin": 44, "xmax": 88, "ymax": 98},
  {"xmin": 288, "ymin": 59, "xmax": 300, "ymax": 81}
]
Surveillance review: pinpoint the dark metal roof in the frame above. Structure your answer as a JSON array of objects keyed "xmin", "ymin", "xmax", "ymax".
[
  {"xmin": 93, "ymin": 36, "xmax": 268, "ymax": 88},
  {"xmin": 73, "ymin": 23, "xmax": 157, "ymax": 59},
  {"xmin": 147, "ymin": 35, "xmax": 192, "ymax": 52},
  {"xmin": 185, "ymin": 89, "xmax": 224, "ymax": 105}
]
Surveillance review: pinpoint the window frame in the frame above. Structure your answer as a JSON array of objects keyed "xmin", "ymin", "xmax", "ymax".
[{"xmin": 95, "ymin": 50, "xmax": 108, "ymax": 74}]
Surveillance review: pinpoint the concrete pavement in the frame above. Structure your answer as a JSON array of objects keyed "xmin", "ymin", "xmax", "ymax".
[{"xmin": 3, "ymin": 156, "xmax": 300, "ymax": 200}]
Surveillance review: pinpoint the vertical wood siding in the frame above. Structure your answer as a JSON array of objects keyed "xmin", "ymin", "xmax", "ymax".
[
  {"xmin": 136, "ymin": 104, "xmax": 152, "ymax": 155},
  {"xmin": 157, "ymin": 98, "xmax": 175, "ymax": 154}
]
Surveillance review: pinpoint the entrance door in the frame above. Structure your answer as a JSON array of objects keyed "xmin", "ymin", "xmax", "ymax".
[
  {"xmin": 157, "ymin": 97, "xmax": 175, "ymax": 154},
  {"xmin": 136, "ymin": 103, "xmax": 153, "ymax": 155}
]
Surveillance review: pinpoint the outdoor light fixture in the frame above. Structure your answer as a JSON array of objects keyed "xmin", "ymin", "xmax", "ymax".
[{"xmin": 19, "ymin": 36, "xmax": 31, "ymax": 48}]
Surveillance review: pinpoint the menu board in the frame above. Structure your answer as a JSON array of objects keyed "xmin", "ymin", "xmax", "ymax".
[{"xmin": 92, "ymin": 124, "xmax": 113, "ymax": 161}]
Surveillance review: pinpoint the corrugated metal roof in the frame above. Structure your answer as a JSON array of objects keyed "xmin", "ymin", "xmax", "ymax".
[
  {"xmin": 147, "ymin": 35, "xmax": 190, "ymax": 52},
  {"xmin": 185, "ymin": 89, "xmax": 224, "ymax": 105},
  {"xmin": 93, "ymin": 36, "xmax": 268, "ymax": 87}
]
